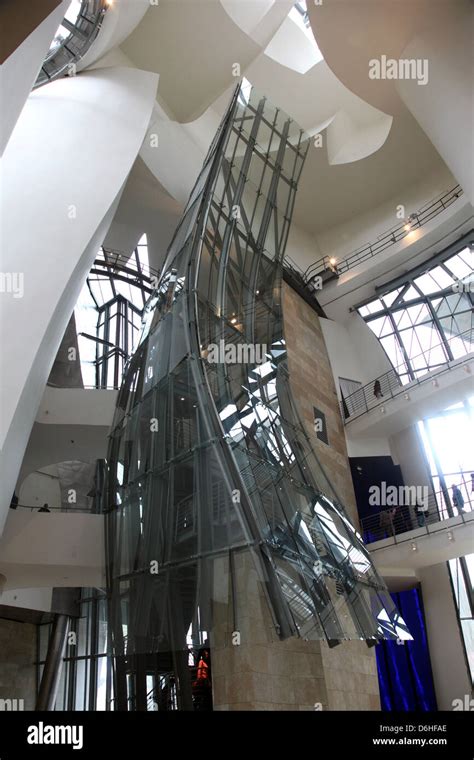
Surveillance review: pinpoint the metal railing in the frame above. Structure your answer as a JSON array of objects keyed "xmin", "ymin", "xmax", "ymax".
[
  {"xmin": 304, "ymin": 184, "xmax": 463, "ymax": 283},
  {"xmin": 11, "ymin": 502, "xmax": 96, "ymax": 514},
  {"xmin": 341, "ymin": 328, "xmax": 474, "ymax": 422},
  {"xmin": 97, "ymin": 248, "xmax": 160, "ymax": 289},
  {"xmin": 361, "ymin": 476, "xmax": 474, "ymax": 546}
]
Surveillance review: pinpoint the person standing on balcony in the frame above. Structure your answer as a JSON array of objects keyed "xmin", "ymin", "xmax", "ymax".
[
  {"xmin": 373, "ymin": 379, "xmax": 383, "ymax": 399},
  {"xmin": 452, "ymin": 484, "xmax": 464, "ymax": 512},
  {"xmin": 415, "ymin": 501, "xmax": 428, "ymax": 527},
  {"xmin": 379, "ymin": 508, "xmax": 396, "ymax": 537}
]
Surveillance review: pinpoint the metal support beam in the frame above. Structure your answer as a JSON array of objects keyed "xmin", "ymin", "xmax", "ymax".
[{"xmin": 36, "ymin": 614, "xmax": 69, "ymax": 711}]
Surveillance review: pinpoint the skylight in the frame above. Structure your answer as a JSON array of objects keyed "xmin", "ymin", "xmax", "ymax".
[
  {"xmin": 264, "ymin": 0, "xmax": 323, "ymax": 74},
  {"xmin": 289, "ymin": 1, "xmax": 323, "ymax": 59}
]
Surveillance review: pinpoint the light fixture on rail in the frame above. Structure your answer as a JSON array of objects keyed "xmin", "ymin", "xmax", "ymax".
[{"xmin": 403, "ymin": 213, "xmax": 418, "ymax": 233}]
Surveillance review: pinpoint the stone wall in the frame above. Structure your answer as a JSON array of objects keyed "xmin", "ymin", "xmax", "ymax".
[
  {"xmin": 0, "ymin": 617, "xmax": 36, "ymax": 710},
  {"xmin": 283, "ymin": 283, "xmax": 380, "ymax": 710},
  {"xmin": 212, "ymin": 551, "xmax": 329, "ymax": 711},
  {"xmin": 282, "ymin": 284, "xmax": 360, "ymax": 525},
  {"xmin": 212, "ymin": 283, "xmax": 380, "ymax": 710}
]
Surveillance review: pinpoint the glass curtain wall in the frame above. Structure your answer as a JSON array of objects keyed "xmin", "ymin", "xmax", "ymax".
[
  {"xmin": 358, "ymin": 240, "xmax": 473, "ymax": 384},
  {"xmin": 37, "ymin": 589, "xmax": 112, "ymax": 711},
  {"xmin": 105, "ymin": 82, "xmax": 410, "ymax": 711}
]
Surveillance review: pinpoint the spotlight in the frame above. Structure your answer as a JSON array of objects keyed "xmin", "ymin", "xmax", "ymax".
[
  {"xmin": 404, "ymin": 222, "xmax": 411, "ymax": 232},
  {"xmin": 380, "ymin": 406, "xmax": 386, "ymax": 414},
  {"xmin": 411, "ymin": 542, "xmax": 418, "ymax": 552},
  {"xmin": 404, "ymin": 393, "xmax": 410, "ymax": 400},
  {"xmin": 230, "ymin": 316, "xmax": 237, "ymax": 325},
  {"xmin": 329, "ymin": 257, "xmax": 337, "ymax": 266},
  {"xmin": 447, "ymin": 531, "xmax": 454, "ymax": 542}
]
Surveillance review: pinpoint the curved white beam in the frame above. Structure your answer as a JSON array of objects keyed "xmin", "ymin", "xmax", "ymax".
[
  {"xmin": 307, "ymin": 0, "xmax": 474, "ymax": 200},
  {"xmin": 0, "ymin": 0, "xmax": 69, "ymax": 156},
  {"xmin": 0, "ymin": 66, "xmax": 158, "ymax": 533}
]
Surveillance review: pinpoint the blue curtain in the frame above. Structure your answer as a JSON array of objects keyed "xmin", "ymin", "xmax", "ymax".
[{"xmin": 376, "ymin": 588, "xmax": 437, "ymax": 711}]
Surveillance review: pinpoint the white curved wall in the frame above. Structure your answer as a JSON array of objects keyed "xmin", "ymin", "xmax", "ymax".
[
  {"xmin": 0, "ymin": 66, "xmax": 158, "ymax": 533},
  {"xmin": 0, "ymin": 511, "xmax": 105, "ymax": 590},
  {"xmin": 395, "ymin": 2, "xmax": 474, "ymax": 205},
  {"xmin": 19, "ymin": 466, "xmax": 62, "ymax": 511},
  {"xmin": 0, "ymin": 0, "xmax": 69, "ymax": 155},
  {"xmin": 77, "ymin": 0, "xmax": 150, "ymax": 72},
  {"xmin": 140, "ymin": 102, "xmax": 205, "ymax": 206}
]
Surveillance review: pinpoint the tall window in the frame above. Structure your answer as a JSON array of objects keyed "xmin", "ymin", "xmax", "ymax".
[
  {"xmin": 358, "ymin": 239, "xmax": 473, "ymax": 384},
  {"xmin": 37, "ymin": 589, "xmax": 112, "ymax": 711},
  {"xmin": 418, "ymin": 396, "xmax": 474, "ymax": 682},
  {"xmin": 75, "ymin": 237, "xmax": 155, "ymax": 389}
]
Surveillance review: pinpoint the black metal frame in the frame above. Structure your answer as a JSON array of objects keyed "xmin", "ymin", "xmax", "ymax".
[{"xmin": 356, "ymin": 233, "xmax": 473, "ymax": 386}]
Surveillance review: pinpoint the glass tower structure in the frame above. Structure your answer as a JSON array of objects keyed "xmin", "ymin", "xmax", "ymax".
[{"xmin": 105, "ymin": 82, "xmax": 410, "ymax": 710}]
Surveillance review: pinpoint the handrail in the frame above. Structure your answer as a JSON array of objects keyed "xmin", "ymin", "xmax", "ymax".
[
  {"xmin": 361, "ymin": 475, "xmax": 473, "ymax": 546},
  {"xmin": 304, "ymin": 184, "xmax": 463, "ymax": 282},
  {"xmin": 10, "ymin": 502, "xmax": 96, "ymax": 514},
  {"xmin": 341, "ymin": 327, "xmax": 473, "ymax": 422},
  {"xmin": 46, "ymin": 381, "xmax": 119, "ymax": 390}
]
